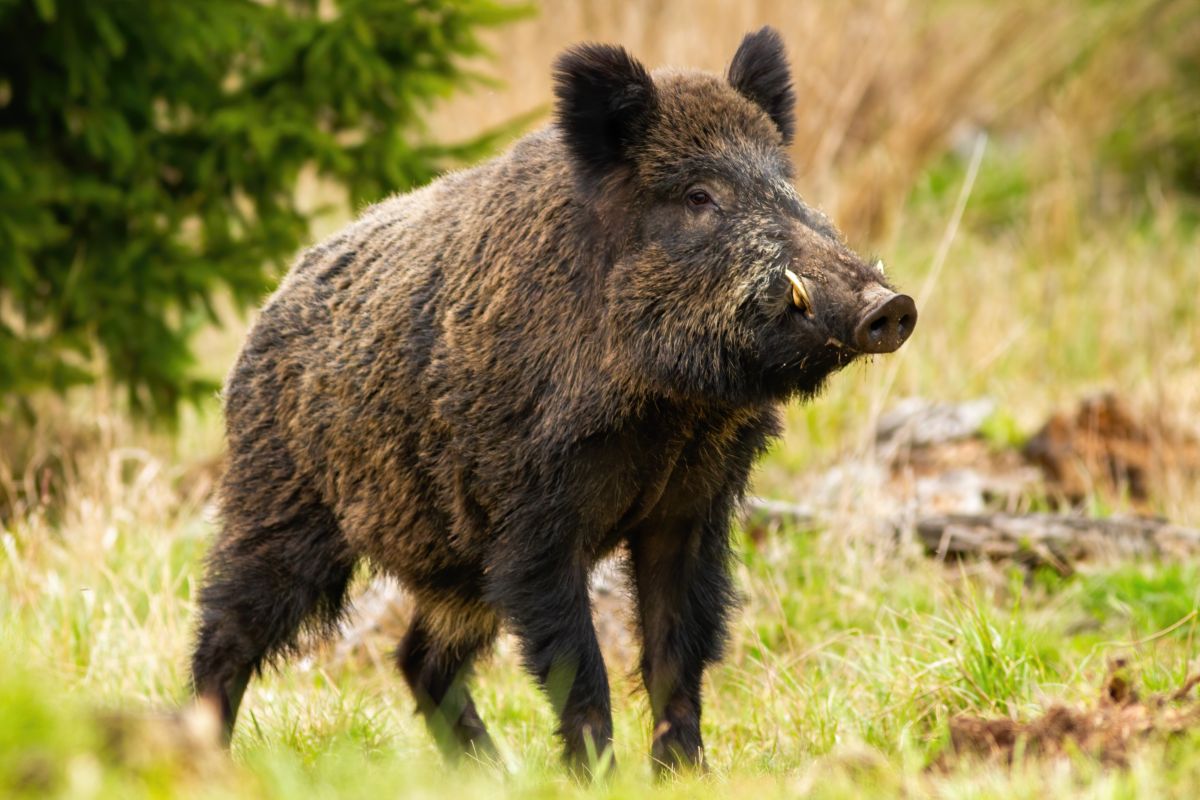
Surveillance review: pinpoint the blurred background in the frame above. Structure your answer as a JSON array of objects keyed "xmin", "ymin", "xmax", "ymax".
[{"xmin": 2, "ymin": 1, "xmax": 1199, "ymax": 797}]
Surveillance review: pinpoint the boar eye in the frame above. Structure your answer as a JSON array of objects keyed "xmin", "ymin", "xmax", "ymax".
[{"xmin": 686, "ymin": 189, "xmax": 714, "ymax": 208}]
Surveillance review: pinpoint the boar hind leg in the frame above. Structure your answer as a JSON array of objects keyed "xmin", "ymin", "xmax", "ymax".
[
  {"xmin": 630, "ymin": 518, "xmax": 736, "ymax": 777},
  {"xmin": 191, "ymin": 460, "xmax": 356, "ymax": 743},
  {"xmin": 397, "ymin": 602, "xmax": 501, "ymax": 764}
]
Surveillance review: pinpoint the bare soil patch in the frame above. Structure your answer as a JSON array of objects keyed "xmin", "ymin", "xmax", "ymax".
[
  {"xmin": 939, "ymin": 660, "xmax": 1200, "ymax": 768},
  {"xmin": 1024, "ymin": 392, "xmax": 1200, "ymax": 508}
]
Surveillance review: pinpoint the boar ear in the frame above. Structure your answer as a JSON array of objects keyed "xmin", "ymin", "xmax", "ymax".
[
  {"xmin": 727, "ymin": 27, "xmax": 796, "ymax": 145},
  {"xmin": 553, "ymin": 43, "xmax": 658, "ymax": 178}
]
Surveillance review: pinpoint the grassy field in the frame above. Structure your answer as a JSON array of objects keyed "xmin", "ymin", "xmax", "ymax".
[
  {"xmin": 3, "ymin": 0, "xmax": 1200, "ymax": 797},
  {"xmin": 5, "ymin": 413, "xmax": 1200, "ymax": 798}
]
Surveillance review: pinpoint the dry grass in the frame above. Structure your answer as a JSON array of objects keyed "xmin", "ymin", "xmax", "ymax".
[{"xmin": 428, "ymin": 0, "xmax": 1129, "ymax": 244}]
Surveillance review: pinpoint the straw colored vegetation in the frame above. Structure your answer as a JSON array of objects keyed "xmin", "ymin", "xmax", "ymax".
[{"xmin": 3, "ymin": 0, "xmax": 1199, "ymax": 797}]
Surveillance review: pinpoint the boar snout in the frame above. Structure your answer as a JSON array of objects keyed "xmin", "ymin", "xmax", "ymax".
[{"xmin": 853, "ymin": 291, "xmax": 917, "ymax": 354}]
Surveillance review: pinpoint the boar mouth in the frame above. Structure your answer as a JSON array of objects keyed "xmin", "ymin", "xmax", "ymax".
[
  {"xmin": 783, "ymin": 269, "xmax": 814, "ymax": 317},
  {"xmin": 825, "ymin": 335, "xmax": 853, "ymax": 352},
  {"xmin": 782, "ymin": 269, "xmax": 860, "ymax": 357}
]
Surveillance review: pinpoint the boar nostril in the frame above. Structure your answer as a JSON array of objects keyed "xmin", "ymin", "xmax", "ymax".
[{"xmin": 853, "ymin": 294, "xmax": 918, "ymax": 354}]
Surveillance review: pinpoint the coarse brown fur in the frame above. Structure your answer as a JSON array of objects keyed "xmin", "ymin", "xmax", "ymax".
[{"xmin": 190, "ymin": 27, "xmax": 916, "ymax": 778}]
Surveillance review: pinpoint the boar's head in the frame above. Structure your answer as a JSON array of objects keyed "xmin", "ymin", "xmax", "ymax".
[{"xmin": 555, "ymin": 27, "xmax": 916, "ymax": 405}]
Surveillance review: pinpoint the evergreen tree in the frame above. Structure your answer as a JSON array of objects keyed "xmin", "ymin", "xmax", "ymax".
[{"xmin": 0, "ymin": 0, "xmax": 525, "ymax": 420}]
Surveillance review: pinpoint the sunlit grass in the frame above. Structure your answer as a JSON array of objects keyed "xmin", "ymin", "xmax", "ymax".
[{"xmin": 6, "ymin": 472, "xmax": 1200, "ymax": 798}]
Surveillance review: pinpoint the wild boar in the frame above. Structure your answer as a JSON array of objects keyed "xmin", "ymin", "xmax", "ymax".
[{"xmin": 191, "ymin": 26, "xmax": 917, "ymax": 777}]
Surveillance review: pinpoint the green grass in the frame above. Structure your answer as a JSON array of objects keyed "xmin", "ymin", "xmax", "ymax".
[{"xmin": 5, "ymin": 467, "xmax": 1200, "ymax": 799}]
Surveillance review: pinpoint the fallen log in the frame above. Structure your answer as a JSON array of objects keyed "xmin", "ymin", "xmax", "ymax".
[
  {"xmin": 741, "ymin": 498, "xmax": 1200, "ymax": 575},
  {"xmin": 911, "ymin": 512, "xmax": 1200, "ymax": 575}
]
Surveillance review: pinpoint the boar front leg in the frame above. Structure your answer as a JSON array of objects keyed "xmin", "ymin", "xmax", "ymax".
[
  {"xmin": 630, "ymin": 514, "xmax": 735, "ymax": 776},
  {"xmin": 485, "ymin": 525, "xmax": 614, "ymax": 779}
]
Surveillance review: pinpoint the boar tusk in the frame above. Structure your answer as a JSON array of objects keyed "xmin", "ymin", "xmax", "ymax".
[
  {"xmin": 874, "ymin": 259, "xmax": 886, "ymax": 277},
  {"xmin": 783, "ymin": 269, "xmax": 814, "ymax": 317}
]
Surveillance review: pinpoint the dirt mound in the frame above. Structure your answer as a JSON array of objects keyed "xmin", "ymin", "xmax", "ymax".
[
  {"xmin": 1023, "ymin": 392, "xmax": 1200, "ymax": 506},
  {"xmin": 940, "ymin": 660, "xmax": 1200, "ymax": 768},
  {"xmin": 873, "ymin": 392, "xmax": 1200, "ymax": 516}
]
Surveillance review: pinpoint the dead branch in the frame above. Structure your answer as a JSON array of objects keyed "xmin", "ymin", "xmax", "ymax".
[{"xmin": 742, "ymin": 497, "xmax": 1200, "ymax": 575}]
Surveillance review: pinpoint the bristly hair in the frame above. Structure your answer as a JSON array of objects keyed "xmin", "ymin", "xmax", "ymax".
[
  {"xmin": 552, "ymin": 43, "xmax": 658, "ymax": 180},
  {"xmin": 727, "ymin": 26, "xmax": 796, "ymax": 145}
]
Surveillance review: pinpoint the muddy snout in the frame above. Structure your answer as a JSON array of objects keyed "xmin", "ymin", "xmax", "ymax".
[{"xmin": 853, "ymin": 292, "xmax": 917, "ymax": 354}]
